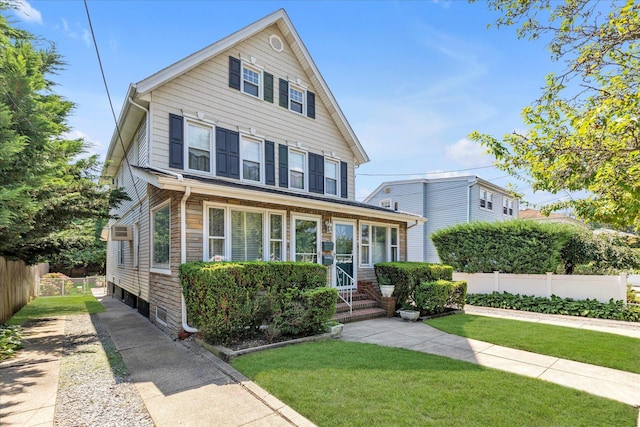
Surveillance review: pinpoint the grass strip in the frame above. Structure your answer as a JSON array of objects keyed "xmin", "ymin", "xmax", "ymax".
[
  {"xmin": 232, "ymin": 341, "xmax": 637, "ymax": 427},
  {"xmin": 425, "ymin": 314, "xmax": 640, "ymax": 373},
  {"xmin": 6, "ymin": 295, "xmax": 105, "ymax": 326}
]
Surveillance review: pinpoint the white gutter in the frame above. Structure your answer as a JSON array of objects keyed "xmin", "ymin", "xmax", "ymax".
[{"xmin": 180, "ymin": 186, "xmax": 198, "ymax": 333}]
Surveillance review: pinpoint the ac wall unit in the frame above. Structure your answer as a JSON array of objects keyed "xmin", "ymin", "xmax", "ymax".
[{"xmin": 111, "ymin": 225, "xmax": 133, "ymax": 241}]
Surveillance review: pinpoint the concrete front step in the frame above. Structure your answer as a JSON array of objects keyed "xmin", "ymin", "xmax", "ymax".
[
  {"xmin": 336, "ymin": 298, "xmax": 379, "ymax": 314},
  {"xmin": 332, "ymin": 307, "xmax": 387, "ymax": 324}
]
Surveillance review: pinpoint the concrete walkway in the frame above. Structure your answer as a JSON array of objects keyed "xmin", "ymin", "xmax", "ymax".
[
  {"xmin": 340, "ymin": 312, "xmax": 640, "ymax": 408},
  {"xmin": 95, "ymin": 291, "xmax": 314, "ymax": 427}
]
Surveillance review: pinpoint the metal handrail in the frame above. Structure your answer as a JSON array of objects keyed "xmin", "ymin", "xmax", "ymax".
[{"xmin": 336, "ymin": 265, "xmax": 354, "ymax": 314}]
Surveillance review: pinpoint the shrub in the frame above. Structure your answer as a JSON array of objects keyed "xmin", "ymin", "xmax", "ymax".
[
  {"xmin": 180, "ymin": 261, "xmax": 333, "ymax": 345},
  {"xmin": 412, "ymin": 280, "xmax": 467, "ymax": 315},
  {"xmin": 431, "ymin": 221, "xmax": 572, "ymax": 274},
  {"xmin": 374, "ymin": 262, "xmax": 453, "ymax": 309},
  {"xmin": 0, "ymin": 325, "xmax": 23, "ymax": 361},
  {"xmin": 467, "ymin": 291, "xmax": 640, "ymax": 322}
]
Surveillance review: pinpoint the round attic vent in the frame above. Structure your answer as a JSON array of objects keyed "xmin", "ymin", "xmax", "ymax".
[{"xmin": 269, "ymin": 34, "xmax": 283, "ymax": 52}]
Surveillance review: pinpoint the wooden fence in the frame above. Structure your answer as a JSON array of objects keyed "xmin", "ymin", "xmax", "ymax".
[{"xmin": 0, "ymin": 256, "xmax": 38, "ymax": 323}]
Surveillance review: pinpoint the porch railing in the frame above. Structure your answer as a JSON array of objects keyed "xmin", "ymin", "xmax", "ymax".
[{"xmin": 336, "ymin": 265, "xmax": 354, "ymax": 314}]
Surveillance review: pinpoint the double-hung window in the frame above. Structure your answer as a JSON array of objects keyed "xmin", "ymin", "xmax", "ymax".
[
  {"xmin": 503, "ymin": 198, "xmax": 514, "ymax": 216},
  {"xmin": 241, "ymin": 137, "xmax": 262, "ymax": 182},
  {"xmin": 242, "ymin": 65, "xmax": 261, "ymax": 97},
  {"xmin": 289, "ymin": 85, "xmax": 305, "ymax": 114},
  {"xmin": 289, "ymin": 150, "xmax": 306, "ymax": 190},
  {"xmin": 151, "ymin": 202, "xmax": 171, "ymax": 271},
  {"xmin": 186, "ymin": 122, "xmax": 212, "ymax": 172},
  {"xmin": 206, "ymin": 205, "xmax": 284, "ymax": 262},
  {"xmin": 325, "ymin": 159, "xmax": 338, "ymax": 196},
  {"xmin": 117, "ymin": 241, "xmax": 125, "ymax": 266},
  {"xmin": 360, "ymin": 223, "xmax": 399, "ymax": 267},
  {"xmin": 480, "ymin": 188, "xmax": 493, "ymax": 210}
]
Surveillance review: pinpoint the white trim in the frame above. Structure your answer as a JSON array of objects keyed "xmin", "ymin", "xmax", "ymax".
[
  {"xmin": 359, "ymin": 221, "xmax": 400, "ymax": 268},
  {"xmin": 150, "ymin": 199, "xmax": 172, "ymax": 271},
  {"xmin": 241, "ymin": 61, "xmax": 263, "ymax": 99},
  {"xmin": 290, "ymin": 213, "xmax": 322, "ymax": 264},
  {"xmin": 379, "ymin": 198, "xmax": 392, "ymax": 209},
  {"xmin": 288, "ymin": 82, "xmax": 306, "ymax": 115}
]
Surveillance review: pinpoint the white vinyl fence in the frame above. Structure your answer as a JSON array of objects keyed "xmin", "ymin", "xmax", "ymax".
[{"xmin": 453, "ymin": 272, "xmax": 627, "ymax": 303}]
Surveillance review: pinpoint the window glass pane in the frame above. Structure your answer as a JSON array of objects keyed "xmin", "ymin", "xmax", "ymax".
[
  {"xmin": 152, "ymin": 205, "xmax": 170, "ymax": 268},
  {"xmin": 270, "ymin": 214, "xmax": 282, "ymax": 239},
  {"xmin": 361, "ymin": 246, "xmax": 370, "ymax": 265},
  {"xmin": 326, "ymin": 178, "xmax": 336, "ymax": 195},
  {"xmin": 209, "ymin": 239, "xmax": 225, "ymax": 260},
  {"xmin": 290, "ymin": 151, "xmax": 304, "ymax": 170},
  {"xmin": 188, "ymin": 124, "xmax": 210, "ymax": 172},
  {"xmin": 295, "ymin": 219, "xmax": 317, "ymax": 263},
  {"xmin": 270, "ymin": 241, "xmax": 282, "ymax": 261},
  {"xmin": 290, "ymin": 101, "xmax": 303, "ymax": 114},
  {"xmin": 290, "ymin": 87, "xmax": 303, "ymax": 103},
  {"xmin": 290, "ymin": 170, "xmax": 304, "ymax": 189},
  {"xmin": 372, "ymin": 226, "xmax": 387, "ymax": 264},
  {"xmin": 242, "ymin": 139, "xmax": 260, "ymax": 181},
  {"xmin": 209, "ymin": 208, "xmax": 225, "ymax": 237},
  {"xmin": 391, "ymin": 228, "xmax": 398, "ymax": 246},
  {"xmin": 231, "ymin": 211, "xmax": 263, "ymax": 261},
  {"xmin": 361, "ymin": 224, "xmax": 369, "ymax": 244},
  {"xmin": 325, "ymin": 161, "xmax": 337, "ymax": 179}
]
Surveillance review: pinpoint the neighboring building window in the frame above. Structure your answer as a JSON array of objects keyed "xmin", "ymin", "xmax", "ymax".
[
  {"xmin": 503, "ymin": 198, "xmax": 514, "ymax": 216},
  {"xmin": 360, "ymin": 223, "xmax": 399, "ymax": 266},
  {"xmin": 480, "ymin": 189, "xmax": 493, "ymax": 210},
  {"xmin": 206, "ymin": 205, "xmax": 284, "ymax": 262},
  {"xmin": 151, "ymin": 203, "xmax": 171, "ymax": 270},
  {"xmin": 186, "ymin": 122, "xmax": 212, "ymax": 172},
  {"xmin": 379, "ymin": 199, "xmax": 391, "ymax": 209},
  {"xmin": 289, "ymin": 85, "xmax": 304, "ymax": 114},
  {"xmin": 242, "ymin": 65, "xmax": 260, "ymax": 97},
  {"xmin": 325, "ymin": 159, "xmax": 338, "ymax": 195},
  {"xmin": 289, "ymin": 149, "xmax": 306, "ymax": 190},
  {"xmin": 117, "ymin": 241, "xmax": 125, "ymax": 266},
  {"xmin": 133, "ymin": 222, "xmax": 139, "ymax": 269},
  {"xmin": 241, "ymin": 137, "xmax": 262, "ymax": 182}
]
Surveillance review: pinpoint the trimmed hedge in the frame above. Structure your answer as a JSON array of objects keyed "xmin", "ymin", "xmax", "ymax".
[
  {"xmin": 431, "ymin": 220, "xmax": 573, "ymax": 274},
  {"xmin": 180, "ymin": 261, "xmax": 335, "ymax": 345},
  {"xmin": 412, "ymin": 280, "xmax": 467, "ymax": 315},
  {"xmin": 467, "ymin": 291, "xmax": 640, "ymax": 322},
  {"xmin": 374, "ymin": 262, "xmax": 453, "ymax": 309}
]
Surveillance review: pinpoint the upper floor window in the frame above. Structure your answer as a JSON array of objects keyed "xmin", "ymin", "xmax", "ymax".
[
  {"xmin": 242, "ymin": 65, "xmax": 261, "ymax": 97},
  {"xmin": 289, "ymin": 149, "xmax": 306, "ymax": 190},
  {"xmin": 503, "ymin": 198, "xmax": 514, "ymax": 216},
  {"xmin": 289, "ymin": 85, "xmax": 305, "ymax": 114},
  {"xmin": 187, "ymin": 122, "xmax": 212, "ymax": 172},
  {"xmin": 379, "ymin": 199, "xmax": 391, "ymax": 209},
  {"xmin": 480, "ymin": 189, "xmax": 493, "ymax": 210},
  {"xmin": 325, "ymin": 159, "xmax": 338, "ymax": 195},
  {"xmin": 241, "ymin": 137, "xmax": 262, "ymax": 182}
]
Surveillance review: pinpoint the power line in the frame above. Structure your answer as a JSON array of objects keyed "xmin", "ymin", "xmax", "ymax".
[{"xmin": 356, "ymin": 165, "xmax": 496, "ymax": 177}]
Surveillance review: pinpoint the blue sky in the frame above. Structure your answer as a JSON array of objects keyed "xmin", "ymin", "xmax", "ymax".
[{"xmin": 9, "ymin": 0, "xmax": 568, "ymax": 206}]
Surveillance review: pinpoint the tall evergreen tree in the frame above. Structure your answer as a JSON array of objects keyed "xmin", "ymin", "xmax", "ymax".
[{"xmin": 0, "ymin": 5, "xmax": 126, "ymax": 264}]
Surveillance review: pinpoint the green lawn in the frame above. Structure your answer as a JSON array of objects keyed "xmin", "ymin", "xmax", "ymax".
[
  {"xmin": 424, "ymin": 314, "xmax": 640, "ymax": 374},
  {"xmin": 232, "ymin": 341, "xmax": 637, "ymax": 427},
  {"xmin": 6, "ymin": 294, "xmax": 105, "ymax": 326}
]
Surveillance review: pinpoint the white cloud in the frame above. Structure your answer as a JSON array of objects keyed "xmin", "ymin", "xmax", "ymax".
[
  {"xmin": 445, "ymin": 138, "xmax": 493, "ymax": 167},
  {"xmin": 12, "ymin": 0, "xmax": 42, "ymax": 24},
  {"xmin": 82, "ymin": 29, "xmax": 92, "ymax": 48}
]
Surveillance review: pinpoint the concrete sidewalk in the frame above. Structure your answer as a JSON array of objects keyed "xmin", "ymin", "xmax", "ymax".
[
  {"xmin": 95, "ymin": 291, "xmax": 315, "ymax": 427},
  {"xmin": 340, "ymin": 314, "xmax": 640, "ymax": 408}
]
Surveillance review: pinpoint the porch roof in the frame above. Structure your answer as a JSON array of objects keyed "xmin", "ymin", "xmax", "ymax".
[{"xmin": 132, "ymin": 166, "xmax": 426, "ymax": 225}]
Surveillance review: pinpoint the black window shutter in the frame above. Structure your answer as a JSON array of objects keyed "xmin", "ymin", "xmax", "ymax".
[
  {"xmin": 279, "ymin": 78, "xmax": 288, "ymax": 108},
  {"xmin": 228, "ymin": 130, "xmax": 240, "ymax": 179},
  {"xmin": 308, "ymin": 153, "xmax": 324, "ymax": 194},
  {"xmin": 307, "ymin": 91, "xmax": 315, "ymax": 119},
  {"xmin": 169, "ymin": 113, "xmax": 184, "ymax": 169},
  {"xmin": 265, "ymin": 141, "xmax": 275, "ymax": 185},
  {"xmin": 278, "ymin": 144, "xmax": 288, "ymax": 188},
  {"xmin": 229, "ymin": 56, "xmax": 241, "ymax": 90},
  {"xmin": 216, "ymin": 128, "xmax": 240, "ymax": 179},
  {"xmin": 216, "ymin": 128, "xmax": 229, "ymax": 177},
  {"xmin": 264, "ymin": 72, "xmax": 274, "ymax": 103},
  {"xmin": 340, "ymin": 161, "xmax": 348, "ymax": 198}
]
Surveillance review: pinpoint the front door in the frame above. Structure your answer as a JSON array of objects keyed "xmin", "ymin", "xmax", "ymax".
[{"xmin": 333, "ymin": 220, "xmax": 356, "ymax": 290}]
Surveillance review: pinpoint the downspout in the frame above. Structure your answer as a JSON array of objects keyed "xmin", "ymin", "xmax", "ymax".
[
  {"xmin": 180, "ymin": 186, "xmax": 198, "ymax": 333},
  {"xmin": 467, "ymin": 178, "xmax": 477, "ymax": 223}
]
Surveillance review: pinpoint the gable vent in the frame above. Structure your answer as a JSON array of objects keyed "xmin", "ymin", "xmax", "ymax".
[{"xmin": 269, "ymin": 34, "xmax": 283, "ymax": 52}]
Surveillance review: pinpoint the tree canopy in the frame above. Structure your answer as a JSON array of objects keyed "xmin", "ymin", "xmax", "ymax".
[
  {"xmin": 0, "ymin": 6, "xmax": 125, "ymax": 265},
  {"xmin": 470, "ymin": 0, "xmax": 640, "ymax": 230}
]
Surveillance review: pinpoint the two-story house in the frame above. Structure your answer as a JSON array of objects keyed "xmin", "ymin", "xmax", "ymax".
[
  {"xmin": 102, "ymin": 9, "xmax": 424, "ymax": 337},
  {"xmin": 364, "ymin": 176, "xmax": 518, "ymax": 263}
]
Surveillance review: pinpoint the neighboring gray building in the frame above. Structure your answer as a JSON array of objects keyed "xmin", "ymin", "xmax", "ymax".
[{"xmin": 364, "ymin": 176, "xmax": 518, "ymax": 263}]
